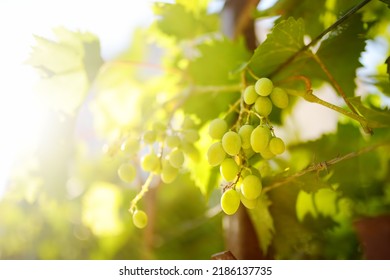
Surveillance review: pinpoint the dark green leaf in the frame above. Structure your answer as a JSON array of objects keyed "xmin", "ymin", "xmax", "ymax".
[{"xmin": 380, "ymin": 0, "xmax": 390, "ymax": 8}]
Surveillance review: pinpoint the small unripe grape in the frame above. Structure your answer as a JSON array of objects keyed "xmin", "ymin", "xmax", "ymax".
[
  {"xmin": 153, "ymin": 121, "xmax": 166, "ymax": 132},
  {"xmin": 222, "ymin": 131, "xmax": 242, "ymax": 156},
  {"xmin": 254, "ymin": 96, "xmax": 272, "ymax": 117},
  {"xmin": 260, "ymin": 146, "xmax": 275, "ymax": 159},
  {"xmin": 241, "ymin": 175, "xmax": 262, "ymax": 200},
  {"xmin": 220, "ymin": 188, "xmax": 240, "ymax": 215},
  {"xmin": 132, "ymin": 210, "xmax": 148, "ymax": 229},
  {"xmin": 239, "ymin": 124, "xmax": 254, "ymax": 149},
  {"xmin": 143, "ymin": 130, "xmax": 156, "ymax": 144},
  {"xmin": 250, "ymin": 126, "xmax": 271, "ymax": 153},
  {"xmin": 118, "ymin": 163, "xmax": 136, "ymax": 183},
  {"xmin": 270, "ymin": 87, "xmax": 289, "ymax": 109},
  {"xmin": 161, "ymin": 160, "xmax": 179, "ymax": 183},
  {"xmin": 121, "ymin": 137, "xmax": 139, "ymax": 155},
  {"xmin": 141, "ymin": 152, "xmax": 159, "ymax": 172},
  {"xmin": 168, "ymin": 148, "xmax": 185, "ymax": 168},
  {"xmin": 182, "ymin": 116, "xmax": 196, "ymax": 129},
  {"xmin": 255, "ymin": 78, "xmax": 273, "ymax": 96},
  {"xmin": 207, "ymin": 142, "xmax": 226, "ymax": 166},
  {"xmin": 269, "ymin": 137, "xmax": 285, "ymax": 155},
  {"xmin": 166, "ymin": 135, "xmax": 181, "ymax": 148},
  {"xmin": 182, "ymin": 129, "xmax": 200, "ymax": 143},
  {"xmin": 243, "ymin": 85, "xmax": 257, "ymax": 105},
  {"xmin": 209, "ymin": 118, "xmax": 228, "ymax": 139},
  {"xmin": 220, "ymin": 158, "xmax": 239, "ymax": 182}
]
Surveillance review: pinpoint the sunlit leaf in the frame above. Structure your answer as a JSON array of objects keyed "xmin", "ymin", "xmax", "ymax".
[{"xmin": 348, "ymin": 96, "xmax": 390, "ymax": 128}]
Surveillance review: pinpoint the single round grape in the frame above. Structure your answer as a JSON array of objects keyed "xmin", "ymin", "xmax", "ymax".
[
  {"xmin": 254, "ymin": 96, "xmax": 273, "ymax": 117},
  {"xmin": 141, "ymin": 152, "xmax": 160, "ymax": 172},
  {"xmin": 143, "ymin": 130, "xmax": 156, "ymax": 144},
  {"xmin": 241, "ymin": 175, "xmax": 262, "ymax": 200},
  {"xmin": 182, "ymin": 116, "xmax": 196, "ymax": 129},
  {"xmin": 255, "ymin": 77, "xmax": 273, "ymax": 96},
  {"xmin": 240, "ymin": 193, "xmax": 258, "ymax": 209},
  {"xmin": 222, "ymin": 131, "xmax": 242, "ymax": 156},
  {"xmin": 243, "ymin": 85, "xmax": 258, "ymax": 105},
  {"xmin": 168, "ymin": 148, "xmax": 185, "ymax": 168},
  {"xmin": 208, "ymin": 118, "xmax": 228, "ymax": 139},
  {"xmin": 132, "ymin": 210, "xmax": 148, "ymax": 229},
  {"xmin": 250, "ymin": 126, "xmax": 271, "ymax": 153},
  {"xmin": 220, "ymin": 188, "xmax": 241, "ymax": 215},
  {"xmin": 117, "ymin": 163, "xmax": 136, "ymax": 183},
  {"xmin": 161, "ymin": 160, "xmax": 179, "ymax": 183},
  {"xmin": 269, "ymin": 137, "xmax": 286, "ymax": 155},
  {"xmin": 220, "ymin": 158, "xmax": 239, "ymax": 182},
  {"xmin": 153, "ymin": 121, "xmax": 166, "ymax": 132},
  {"xmin": 239, "ymin": 124, "xmax": 254, "ymax": 149},
  {"xmin": 207, "ymin": 142, "xmax": 226, "ymax": 166},
  {"xmin": 182, "ymin": 129, "xmax": 200, "ymax": 143},
  {"xmin": 260, "ymin": 146, "xmax": 275, "ymax": 159},
  {"xmin": 166, "ymin": 135, "xmax": 181, "ymax": 148},
  {"xmin": 270, "ymin": 87, "xmax": 289, "ymax": 109},
  {"xmin": 120, "ymin": 137, "xmax": 139, "ymax": 155}
]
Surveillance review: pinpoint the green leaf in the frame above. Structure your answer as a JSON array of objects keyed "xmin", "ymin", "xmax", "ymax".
[
  {"xmin": 380, "ymin": 0, "xmax": 390, "ymax": 8},
  {"xmin": 248, "ymin": 17, "xmax": 306, "ymax": 78},
  {"xmin": 348, "ymin": 96, "xmax": 390, "ymax": 128},
  {"xmin": 248, "ymin": 194, "xmax": 275, "ymax": 255}
]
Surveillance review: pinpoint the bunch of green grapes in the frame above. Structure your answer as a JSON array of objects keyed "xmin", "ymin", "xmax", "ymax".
[
  {"xmin": 117, "ymin": 116, "xmax": 200, "ymax": 228},
  {"xmin": 208, "ymin": 77, "xmax": 289, "ymax": 215}
]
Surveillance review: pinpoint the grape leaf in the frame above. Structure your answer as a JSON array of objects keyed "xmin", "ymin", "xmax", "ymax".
[
  {"xmin": 380, "ymin": 0, "xmax": 390, "ymax": 8},
  {"xmin": 153, "ymin": 2, "xmax": 219, "ymax": 40},
  {"xmin": 248, "ymin": 194, "xmax": 275, "ymax": 255},
  {"xmin": 28, "ymin": 28, "xmax": 103, "ymax": 115},
  {"xmin": 248, "ymin": 17, "xmax": 306, "ymax": 78},
  {"xmin": 348, "ymin": 96, "xmax": 390, "ymax": 128}
]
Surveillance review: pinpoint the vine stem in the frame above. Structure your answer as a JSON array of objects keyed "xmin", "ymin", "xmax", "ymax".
[
  {"xmin": 129, "ymin": 173, "xmax": 154, "ymax": 214},
  {"xmin": 263, "ymin": 140, "xmax": 390, "ymax": 193},
  {"xmin": 269, "ymin": 0, "xmax": 373, "ymax": 78}
]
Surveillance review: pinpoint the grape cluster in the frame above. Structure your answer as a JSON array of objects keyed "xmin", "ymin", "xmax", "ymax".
[
  {"xmin": 208, "ymin": 77, "xmax": 289, "ymax": 215},
  {"xmin": 117, "ymin": 116, "xmax": 200, "ymax": 228}
]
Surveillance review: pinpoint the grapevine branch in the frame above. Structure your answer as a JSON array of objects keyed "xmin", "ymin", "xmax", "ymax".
[
  {"xmin": 129, "ymin": 173, "xmax": 154, "ymax": 214},
  {"xmin": 263, "ymin": 140, "xmax": 390, "ymax": 193}
]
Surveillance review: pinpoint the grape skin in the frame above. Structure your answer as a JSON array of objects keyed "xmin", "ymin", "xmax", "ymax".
[
  {"xmin": 270, "ymin": 87, "xmax": 289, "ymax": 109},
  {"xmin": 118, "ymin": 163, "xmax": 136, "ymax": 183},
  {"xmin": 168, "ymin": 148, "xmax": 185, "ymax": 168},
  {"xmin": 222, "ymin": 131, "xmax": 242, "ymax": 156},
  {"xmin": 254, "ymin": 96, "xmax": 273, "ymax": 117},
  {"xmin": 207, "ymin": 142, "xmax": 226, "ymax": 166},
  {"xmin": 239, "ymin": 124, "xmax": 254, "ymax": 149},
  {"xmin": 243, "ymin": 85, "xmax": 258, "ymax": 105},
  {"xmin": 269, "ymin": 137, "xmax": 285, "ymax": 155},
  {"xmin": 143, "ymin": 130, "xmax": 156, "ymax": 144},
  {"xmin": 255, "ymin": 78, "xmax": 273, "ymax": 96},
  {"xmin": 240, "ymin": 194, "xmax": 258, "ymax": 209},
  {"xmin": 250, "ymin": 126, "xmax": 271, "ymax": 153},
  {"xmin": 161, "ymin": 160, "xmax": 179, "ymax": 183},
  {"xmin": 209, "ymin": 118, "xmax": 228, "ymax": 139},
  {"xmin": 166, "ymin": 135, "xmax": 181, "ymax": 148},
  {"xmin": 241, "ymin": 175, "xmax": 262, "ymax": 200},
  {"xmin": 220, "ymin": 158, "xmax": 239, "ymax": 182},
  {"xmin": 121, "ymin": 137, "xmax": 139, "ymax": 155},
  {"xmin": 220, "ymin": 188, "xmax": 240, "ymax": 215},
  {"xmin": 141, "ymin": 152, "xmax": 160, "ymax": 172},
  {"xmin": 132, "ymin": 210, "xmax": 148, "ymax": 229}
]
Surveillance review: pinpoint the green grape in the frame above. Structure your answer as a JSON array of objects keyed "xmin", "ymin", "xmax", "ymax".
[
  {"xmin": 220, "ymin": 188, "xmax": 240, "ymax": 215},
  {"xmin": 161, "ymin": 160, "xmax": 179, "ymax": 183},
  {"xmin": 270, "ymin": 87, "xmax": 289, "ymax": 109},
  {"xmin": 153, "ymin": 121, "xmax": 166, "ymax": 132},
  {"xmin": 238, "ymin": 124, "xmax": 254, "ymax": 149},
  {"xmin": 120, "ymin": 137, "xmax": 139, "ymax": 155},
  {"xmin": 117, "ymin": 163, "xmax": 136, "ymax": 183},
  {"xmin": 182, "ymin": 116, "xmax": 196, "ymax": 129},
  {"xmin": 269, "ymin": 137, "xmax": 285, "ymax": 155},
  {"xmin": 260, "ymin": 145, "xmax": 275, "ymax": 159},
  {"xmin": 132, "ymin": 210, "xmax": 148, "ymax": 229},
  {"xmin": 250, "ymin": 126, "xmax": 271, "ymax": 153},
  {"xmin": 255, "ymin": 77, "xmax": 273, "ymax": 96},
  {"xmin": 222, "ymin": 131, "xmax": 242, "ymax": 156},
  {"xmin": 168, "ymin": 147, "xmax": 185, "ymax": 168},
  {"xmin": 141, "ymin": 152, "xmax": 160, "ymax": 172},
  {"xmin": 243, "ymin": 85, "xmax": 258, "ymax": 105},
  {"xmin": 208, "ymin": 118, "xmax": 228, "ymax": 139},
  {"xmin": 241, "ymin": 174, "xmax": 262, "ymax": 200},
  {"xmin": 143, "ymin": 130, "xmax": 156, "ymax": 144},
  {"xmin": 166, "ymin": 135, "xmax": 181, "ymax": 148},
  {"xmin": 182, "ymin": 129, "xmax": 200, "ymax": 143},
  {"xmin": 220, "ymin": 158, "xmax": 239, "ymax": 182},
  {"xmin": 207, "ymin": 142, "xmax": 226, "ymax": 166},
  {"xmin": 240, "ymin": 193, "xmax": 258, "ymax": 209},
  {"xmin": 254, "ymin": 96, "xmax": 273, "ymax": 117}
]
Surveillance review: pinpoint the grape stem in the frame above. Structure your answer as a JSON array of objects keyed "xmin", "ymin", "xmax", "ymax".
[
  {"xmin": 263, "ymin": 140, "xmax": 390, "ymax": 193},
  {"xmin": 129, "ymin": 173, "xmax": 154, "ymax": 214}
]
